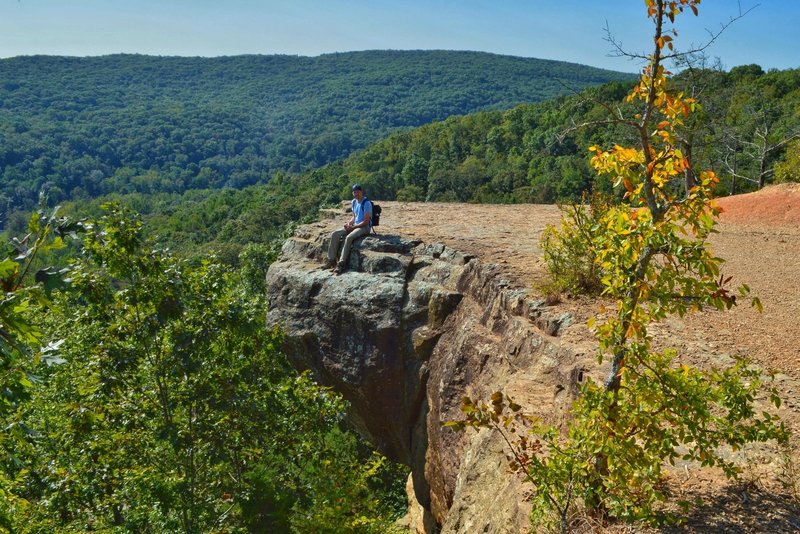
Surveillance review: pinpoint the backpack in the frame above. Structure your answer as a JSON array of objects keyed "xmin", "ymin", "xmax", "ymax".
[
  {"xmin": 371, "ymin": 202, "xmax": 382, "ymax": 227},
  {"xmin": 361, "ymin": 198, "xmax": 381, "ymax": 233}
]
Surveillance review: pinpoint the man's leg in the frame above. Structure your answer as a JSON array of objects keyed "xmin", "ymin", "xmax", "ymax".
[
  {"xmin": 327, "ymin": 229, "xmax": 347, "ymax": 267},
  {"xmin": 337, "ymin": 226, "xmax": 370, "ymax": 269}
]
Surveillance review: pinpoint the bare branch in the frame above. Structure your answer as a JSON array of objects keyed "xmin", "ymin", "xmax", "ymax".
[
  {"xmin": 722, "ymin": 152, "xmax": 761, "ymax": 184},
  {"xmin": 604, "ymin": 20, "xmax": 649, "ymax": 62},
  {"xmin": 770, "ymin": 131, "xmax": 800, "ymax": 151},
  {"xmin": 556, "ymin": 118, "xmax": 636, "ymax": 145},
  {"xmin": 604, "ymin": 3, "xmax": 758, "ymax": 66}
]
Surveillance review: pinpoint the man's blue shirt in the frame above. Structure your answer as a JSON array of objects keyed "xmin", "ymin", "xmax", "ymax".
[{"xmin": 352, "ymin": 198, "xmax": 373, "ymax": 228}]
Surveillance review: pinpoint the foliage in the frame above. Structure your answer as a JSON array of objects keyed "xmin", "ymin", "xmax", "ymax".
[
  {"xmin": 540, "ymin": 193, "xmax": 611, "ymax": 295},
  {"xmin": 0, "ymin": 203, "xmax": 73, "ymax": 414},
  {"xmin": 0, "ymin": 200, "xmax": 83, "ymax": 528},
  {"xmin": 0, "ymin": 51, "xmax": 632, "ymax": 216},
  {"xmin": 450, "ymin": 2, "xmax": 789, "ymax": 530},
  {"xmin": 7, "ymin": 204, "xmax": 405, "ymax": 533},
  {"xmin": 238, "ymin": 222, "xmax": 298, "ymax": 296},
  {"xmin": 774, "ymin": 138, "xmax": 800, "ymax": 183}
]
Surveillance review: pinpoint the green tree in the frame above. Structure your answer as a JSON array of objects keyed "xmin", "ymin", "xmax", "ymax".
[
  {"xmin": 10, "ymin": 204, "xmax": 404, "ymax": 533},
  {"xmin": 400, "ymin": 154, "xmax": 429, "ymax": 191},
  {"xmin": 774, "ymin": 138, "xmax": 800, "ymax": 183},
  {"xmin": 0, "ymin": 201, "xmax": 82, "ymax": 527}
]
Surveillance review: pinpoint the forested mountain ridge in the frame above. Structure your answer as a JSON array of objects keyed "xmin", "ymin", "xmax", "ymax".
[
  {"xmin": 0, "ymin": 51, "xmax": 633, "ymax": 215},
  {"xmin": 327, "ymin": 65, "xmax": 800, "ymax": 205},
  {"xmin": 73, "ymin": 64, "xmax": 794, "ymax": 262}
]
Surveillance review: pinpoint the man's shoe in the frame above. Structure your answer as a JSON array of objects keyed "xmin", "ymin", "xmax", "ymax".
[
  {"xmin": 334, "ymin": 261, "xmax": 346, "ymax": 274},
  {"xmin": 323, "ymin": 259, "xmax": 336, "ymax": 269}
]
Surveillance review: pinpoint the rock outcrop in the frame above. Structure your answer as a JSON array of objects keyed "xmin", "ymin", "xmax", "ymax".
[{"xmin": 266, "ymin": 216, "xmax": 590, "ymax": 532}]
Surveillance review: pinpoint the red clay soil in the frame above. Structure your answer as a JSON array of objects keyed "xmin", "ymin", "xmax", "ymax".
[
  {"xmin": 707, "ymin": 184, "xmax": 800, "ymax": 384},
  {"xmin": 717, "ymin": 183, "xmax": 800, "ymax": 226}
]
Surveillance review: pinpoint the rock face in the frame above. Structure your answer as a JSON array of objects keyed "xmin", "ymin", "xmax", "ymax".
[{"xmin": 266, "ymin": 218, "xmax": 588, "ymax": 532}]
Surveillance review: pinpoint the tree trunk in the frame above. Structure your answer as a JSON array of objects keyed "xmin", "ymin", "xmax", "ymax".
[{"xmin": 682, "ymin": 140, "xmax": 697, "ymax": 196}]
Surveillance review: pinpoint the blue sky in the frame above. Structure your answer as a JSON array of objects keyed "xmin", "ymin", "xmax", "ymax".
[{"xmin": 1, "ymin": 0, "xmax": 797, "ymax": 73}]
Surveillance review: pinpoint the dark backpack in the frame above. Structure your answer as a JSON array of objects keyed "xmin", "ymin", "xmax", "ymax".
[
  {"xmin": 371, "ymin": 202, "xmax": 382, "ymax": 227},
  {"xmin": 363, "ymin": 198, "xmax": 381, "ymax": 232}
]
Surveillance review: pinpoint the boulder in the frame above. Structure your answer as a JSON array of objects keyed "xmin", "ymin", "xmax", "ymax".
[{"xmin": 266, "ymin": 220, "xmax": 589, "ymax": 532}]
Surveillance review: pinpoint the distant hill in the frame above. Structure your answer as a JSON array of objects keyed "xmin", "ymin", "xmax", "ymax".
[
  {"xmin": 66, "ymin": 65, "xmax": 793, "ymax": 262},
  {"xmin": 0, "ymin": 51, "xmax": 634, "ymax": 214}
]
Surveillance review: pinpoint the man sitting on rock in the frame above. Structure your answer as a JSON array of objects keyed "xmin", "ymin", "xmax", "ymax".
[{"xmin": 326, "ymin": 184, "xmax": 372, "ymax": 274}]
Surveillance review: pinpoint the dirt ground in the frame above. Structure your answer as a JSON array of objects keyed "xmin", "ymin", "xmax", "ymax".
[
  {"xmin": 379, "ymin": 185, "xmax": 800, "ymax": 379},
  {"xmin": 374, "ymin": 183, "xmax": 800, "ymax": 531}
]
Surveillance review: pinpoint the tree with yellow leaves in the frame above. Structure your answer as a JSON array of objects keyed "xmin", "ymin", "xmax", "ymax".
[{"xmin": 450, "ymin": 1, "xmax": 789, "ymax": 530}]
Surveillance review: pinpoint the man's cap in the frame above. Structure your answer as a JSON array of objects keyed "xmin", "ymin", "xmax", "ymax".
[{"xmin": 351, "ymin": 184, "xmax": 363, "ymax": 191}]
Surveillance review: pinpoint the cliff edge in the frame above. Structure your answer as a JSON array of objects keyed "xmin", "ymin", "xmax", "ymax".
[
  {"xmin": 267, "ymin": 194, "xmax": 800, "ymax": 532},
  {"xmin": 265, "ymin": 210, "xmax": 593, "ymax": 533}
]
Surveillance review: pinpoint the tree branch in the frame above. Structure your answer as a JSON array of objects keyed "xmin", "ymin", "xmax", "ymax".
[{"xmin": 604, "ymin": 3, "xmax": 756, "ymax": 66}]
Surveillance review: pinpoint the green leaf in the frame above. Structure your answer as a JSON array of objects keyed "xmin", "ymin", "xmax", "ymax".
[
  {"xmin": 35, "ymin": 267, "xmax": 71, "ymax": 298},
  {"xmin": 0, "ymin": 257, "xmax": 18, "ymax": 280},
  {"xmin": 40, "ymin": 339, "xmax": 67, "ymax": 366}
]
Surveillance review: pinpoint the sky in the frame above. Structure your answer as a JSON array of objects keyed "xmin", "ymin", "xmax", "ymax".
[{"xmin": 1, "ymin": 0, "xmax": 798, "ymax": 73}]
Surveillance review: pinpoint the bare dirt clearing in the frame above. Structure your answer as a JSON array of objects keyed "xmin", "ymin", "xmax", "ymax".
[
  {"xmin": 375, "ymin": 184, "xmax": 800, "ymax": 531},
  {"xmin": 380, "ymin": 184, "xmax": 800, "ymax": 387}
]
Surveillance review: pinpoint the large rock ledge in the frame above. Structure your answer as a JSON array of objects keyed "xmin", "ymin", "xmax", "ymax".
[{"xmin": 266, "ymin": 220, "xmax": 587, "ymax": 533}]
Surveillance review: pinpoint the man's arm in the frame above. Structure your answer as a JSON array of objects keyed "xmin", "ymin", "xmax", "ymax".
[
  {"xmin": 344, "ymin": 199, "xmax": 357, "ymax": 230},
  {"xmin": 352, "ymin": 203, "xmax": 372, "ymax": 229},
  {"xmin": 353, "ymin": 213, "xmax": 371, "ymax": 229}
]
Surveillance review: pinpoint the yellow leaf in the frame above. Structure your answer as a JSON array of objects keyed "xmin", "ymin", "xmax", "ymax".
[{"xmin": 623, "ymin": 178, "xmax": 634, "ymax": 192}]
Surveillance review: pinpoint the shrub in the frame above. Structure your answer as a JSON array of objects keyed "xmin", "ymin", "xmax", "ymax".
[{"xmin": 540, "ymin": 192, "xmax": 611, "ymax": 295}]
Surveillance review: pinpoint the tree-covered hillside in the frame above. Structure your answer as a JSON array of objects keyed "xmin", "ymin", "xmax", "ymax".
[
  {"xmin": 51, "ymin": 65, "xmax": 790, "ymax": 261},
  {"xmin": 325, "ymin": 65, "xmax": 800, "ymax": 205},
  {"xmin": 0, "ymin": 51, "xmax": 633, "ymax": 216}
]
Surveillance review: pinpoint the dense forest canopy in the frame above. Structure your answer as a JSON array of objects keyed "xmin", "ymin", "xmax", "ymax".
[
  {"xmin": 0, "ymin": 51, "xmax": 634, "ymax": 216},
  {"xmin": 46, "ymin": 64, "xmax": 796, "ymax": 262}
]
